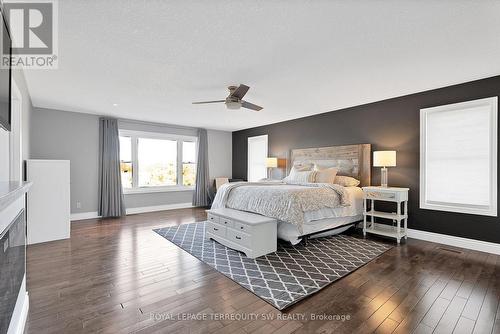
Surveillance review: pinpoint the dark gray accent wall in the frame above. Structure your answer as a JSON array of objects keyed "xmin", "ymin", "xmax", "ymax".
[{"xmin": 233, "ymin": 75, "xmax": 500, "ymax": 244}]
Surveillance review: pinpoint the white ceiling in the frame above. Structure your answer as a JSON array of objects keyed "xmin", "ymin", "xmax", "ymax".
[{"xmin": 24, "ymin": 0, "xmax": 500, "ymax": 131}]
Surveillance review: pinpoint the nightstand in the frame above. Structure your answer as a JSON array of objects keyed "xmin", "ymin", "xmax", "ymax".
[{"xmin": 362, "ymin": 186, "xmax": 409, "ymax": 243}]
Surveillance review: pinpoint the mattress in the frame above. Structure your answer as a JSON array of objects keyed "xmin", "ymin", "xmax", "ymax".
[
  {"xmin": 278, "ymin": 186, "xmax": 364, "ymax": 244},
  {"xmin": 302, "ymin": 186, "xmax": 364, "ymax": 222}
]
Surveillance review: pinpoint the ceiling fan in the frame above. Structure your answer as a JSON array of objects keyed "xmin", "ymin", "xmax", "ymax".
[{"xmin": 192, "ymin": 84, "xmax": 263, "ymax": 111}]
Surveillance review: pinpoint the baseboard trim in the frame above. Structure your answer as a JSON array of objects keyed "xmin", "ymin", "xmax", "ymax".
[
  {"xmin": 71, "ymin": 203, "xmax": 194, "ymax": 221},
  {"xmin": 126, "ymin": 203, "xmax": 194, "ymax": 215},
  {"xmin": 407, "ymin": 228, "xmax": 500, "ymax": 255},
  {"xmin": 70, "ymin": 211, "xmax": 100, "ymax": 221}
]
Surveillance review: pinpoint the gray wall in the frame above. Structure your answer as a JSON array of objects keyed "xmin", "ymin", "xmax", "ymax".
[
  {"xmin": 233, "ymin": 75, "xmax": 500, "ymax": 244},
  {"xmin": 30, "ymin": 108, "xmax": 232, "ymax": 214},
  {"xmin": 208, "ymin": 129, "xmax": 233, "ymax": 183},
  {"xmin": 30, "ymin": 109, "xmax": 99, "ymax": 214}
]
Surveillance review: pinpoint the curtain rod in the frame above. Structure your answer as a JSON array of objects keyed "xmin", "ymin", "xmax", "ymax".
[{"xmin": 116, "ymin": 117, "xmax": 201, "ymax": 131}]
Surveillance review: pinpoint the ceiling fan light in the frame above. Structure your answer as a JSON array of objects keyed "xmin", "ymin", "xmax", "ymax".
[{"xmin": 226, "ymin": 101, "xmax": 241, "ymax": 110}]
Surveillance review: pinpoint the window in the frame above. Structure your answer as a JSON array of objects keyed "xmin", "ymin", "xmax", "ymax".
[
  {"xmin": 247, "ymin": 135, "xmax": 268, "ymax": 182},
  {"xmin": 119, "ymin": 136, "xmax": 133, "ymax": 188},
  {"xmin": 182, "ymin": 141, "xmax": 196, "ymax": 186},
  {"xmin": 420, "ymin": 97, "xmax": 497, "ymax": 216},
  {"xmin": 119, "ymin": 130, "xmax": 197, "ymax": 193}
]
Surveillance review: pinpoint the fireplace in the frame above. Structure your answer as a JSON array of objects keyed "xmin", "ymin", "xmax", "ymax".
[{"xmin": 0, "ymin": 210, "xmax": 25, "ymax": 334}]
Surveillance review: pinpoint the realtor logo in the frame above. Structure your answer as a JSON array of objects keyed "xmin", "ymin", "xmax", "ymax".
[{"xmin": 1, "ymin": 0, "xmax": 58, "ymax": 69}]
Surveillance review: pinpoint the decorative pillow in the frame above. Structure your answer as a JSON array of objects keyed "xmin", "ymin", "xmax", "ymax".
[
  {"xmin": 334, "ymin": 175, "xmax": 361, "ymax": 187},
  {"xmin": 284, "ymin": 170, "xmax": 316, "ymax": 183},
  {"xmin": 285, "ymin": 165, "xmax": 311, "ymax": 178},
  {"xmin": 292, "ymin": 163, "xmax": 314, "ymax": 171},
  {"xmin": 314, "ymin": 167, "xmax": 338, "ymax": 184},
  {"xmin": 313, "ymin": 163, "xmax": 331, "ymax": 171}
]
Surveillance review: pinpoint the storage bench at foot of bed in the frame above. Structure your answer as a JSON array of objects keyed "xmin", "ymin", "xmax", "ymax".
[{"xmin": 206, "ymin": 208, "xmax": 277, "ymax": 258}]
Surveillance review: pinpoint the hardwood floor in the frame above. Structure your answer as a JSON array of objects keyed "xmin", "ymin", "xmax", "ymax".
[{"xmin": 25, "ymin": 208, "xmax": 500, "ymax": 334}]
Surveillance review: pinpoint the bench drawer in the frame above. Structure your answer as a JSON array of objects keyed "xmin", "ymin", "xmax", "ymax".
[
  {"xmin": 207, "ymin": 213, "xmax": 220, "ymax": 224},
  {"xmin": 233, "ymin": 221, "xmax": 252, "ymax": 233},
  {"xmin": 219, "ymin": 216, "xmax": 234, "ymax": 228},
  {"xmin": 207, "ymin": 222, "xmax": 226, "ymax": 237},
  {"xmin": 227, "ymin": 228, "xmax": 251, "ymax": 248}
]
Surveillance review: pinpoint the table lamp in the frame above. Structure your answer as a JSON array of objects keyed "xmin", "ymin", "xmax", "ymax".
[
  {"xmin": 373, "ymin": 151, "xmax": 396, "ymax": 187},
  {"xmin": 266, "ymin": 157, "xmax": 278, "ymax": 179}
]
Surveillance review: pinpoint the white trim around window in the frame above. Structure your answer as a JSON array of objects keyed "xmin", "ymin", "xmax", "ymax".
[
  {"xmin": 420, "ymin": 96, "xmax": 498, "ymax": 217},
  {"xmin": 119, "ymin": 129, "xmax": 197, "ymax": 194}
]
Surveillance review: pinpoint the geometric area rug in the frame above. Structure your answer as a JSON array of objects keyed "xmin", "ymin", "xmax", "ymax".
[{"xmin": 153, "ymin": 221, "xmax": 392, "ymax": 310}]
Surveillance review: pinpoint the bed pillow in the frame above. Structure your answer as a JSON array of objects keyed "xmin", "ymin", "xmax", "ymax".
[
  {"xmin": 285, "ymin": 165, "xmax": 311, "ymax": 178},
  {"xmin": 313, "ymin": 163, "xmax": 331, "ymax": 171},
  {"xmin": 334, "ymin": 175, "xmax": 360, "ymax": 187},
  {"xmin": 284, "ymin": 170, "xmax": 316, "ymax": 183},
  {"xmin": 292, "ymin": 163, "xmax": 314, "ymax": 172},
  {"xmin": 314, "ymin": 167, "xmax": 338, "ymax": 184}
]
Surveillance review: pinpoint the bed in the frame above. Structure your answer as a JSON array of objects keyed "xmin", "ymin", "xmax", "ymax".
[{"xmin": 212, "ymin": 144, "xmax": 371, "ymax": 244}]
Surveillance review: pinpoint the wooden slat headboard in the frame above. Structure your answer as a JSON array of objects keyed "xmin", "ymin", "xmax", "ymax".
[{"xmin": 290, "ymin": 144, "xmax": 371, "ymax": 187}]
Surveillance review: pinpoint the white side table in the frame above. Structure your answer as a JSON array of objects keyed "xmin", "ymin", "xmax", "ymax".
[{"xmin": 362, "ymin": 186, "xmax": 409, "ymax": 244}]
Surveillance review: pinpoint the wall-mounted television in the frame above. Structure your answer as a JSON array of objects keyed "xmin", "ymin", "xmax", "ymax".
[{"xmin": 0, "ymin": 7, "xmax": 11, "ymax": 131}]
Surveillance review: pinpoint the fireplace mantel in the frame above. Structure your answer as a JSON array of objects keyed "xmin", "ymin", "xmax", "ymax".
[{"xmin": 0, "ymin": 182, "xmax": 32, "ymax": 214}]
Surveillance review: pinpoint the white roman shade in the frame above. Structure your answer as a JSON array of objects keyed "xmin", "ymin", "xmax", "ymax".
[{"xmin": 420, "ymin": 97, "xmax": 498, "ymax": 216}]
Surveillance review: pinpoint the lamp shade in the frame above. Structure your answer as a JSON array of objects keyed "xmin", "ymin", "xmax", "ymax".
[
  {"xmin": 373, "ymin": 151, "xmax": 396, "ymax": 167},
  {"xmin": 266, "ymin": 157, "xmax": 278, "ymax": 168}
]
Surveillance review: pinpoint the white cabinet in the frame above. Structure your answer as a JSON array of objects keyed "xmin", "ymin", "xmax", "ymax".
[{"xmin": 26, "ymin": 160, "xmax": 70, "ymax": 244}]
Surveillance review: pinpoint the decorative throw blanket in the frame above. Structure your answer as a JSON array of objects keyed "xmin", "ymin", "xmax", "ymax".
[{"xmin": 211, "ymin": 181, "xmax": 350, "ymax": 233}]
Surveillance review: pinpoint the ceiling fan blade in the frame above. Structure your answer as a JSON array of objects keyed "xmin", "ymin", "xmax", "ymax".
[
  {"xmin": 230, "ymin": 84, "xmax": 250, "ymax": 99},
  {"xmin": 241, "ymin": 100, "xmax": 263, "ymax": 111},
  {"xmin": 192, "ymin": 100, "xmax": 225, "ymax": 104}
]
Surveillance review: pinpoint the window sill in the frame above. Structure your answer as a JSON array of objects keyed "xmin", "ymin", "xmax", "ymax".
[
  {"xmin": 124, "ymin": 186, "xmax": 195, "ymax": 195},
  {"xmin": 420, "ymin": 201, "xmax": 497, "ymax": 217}
]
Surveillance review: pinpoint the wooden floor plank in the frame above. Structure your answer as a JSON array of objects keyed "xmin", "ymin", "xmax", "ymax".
[
  {"xmin": 453, "ymin": 317, "xmax": 476, "ymax": 334},
  {"xmin": 472, "ymin": 287, "xmax": 499, "ymax": 334},
  {"xmin": 374, "ymin": 318, "xmax": 399, "ymax": 334},
  {"xmin": 434, "ymin": 296, "xmax": 468, "ymax": 334},
  {"xmin": 461, "ymin": 278, "xmax": 489, "ymax": 321},
  {"xmin": 420, "ymin": 297, "xmax": 450, "ymax": 329}
]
